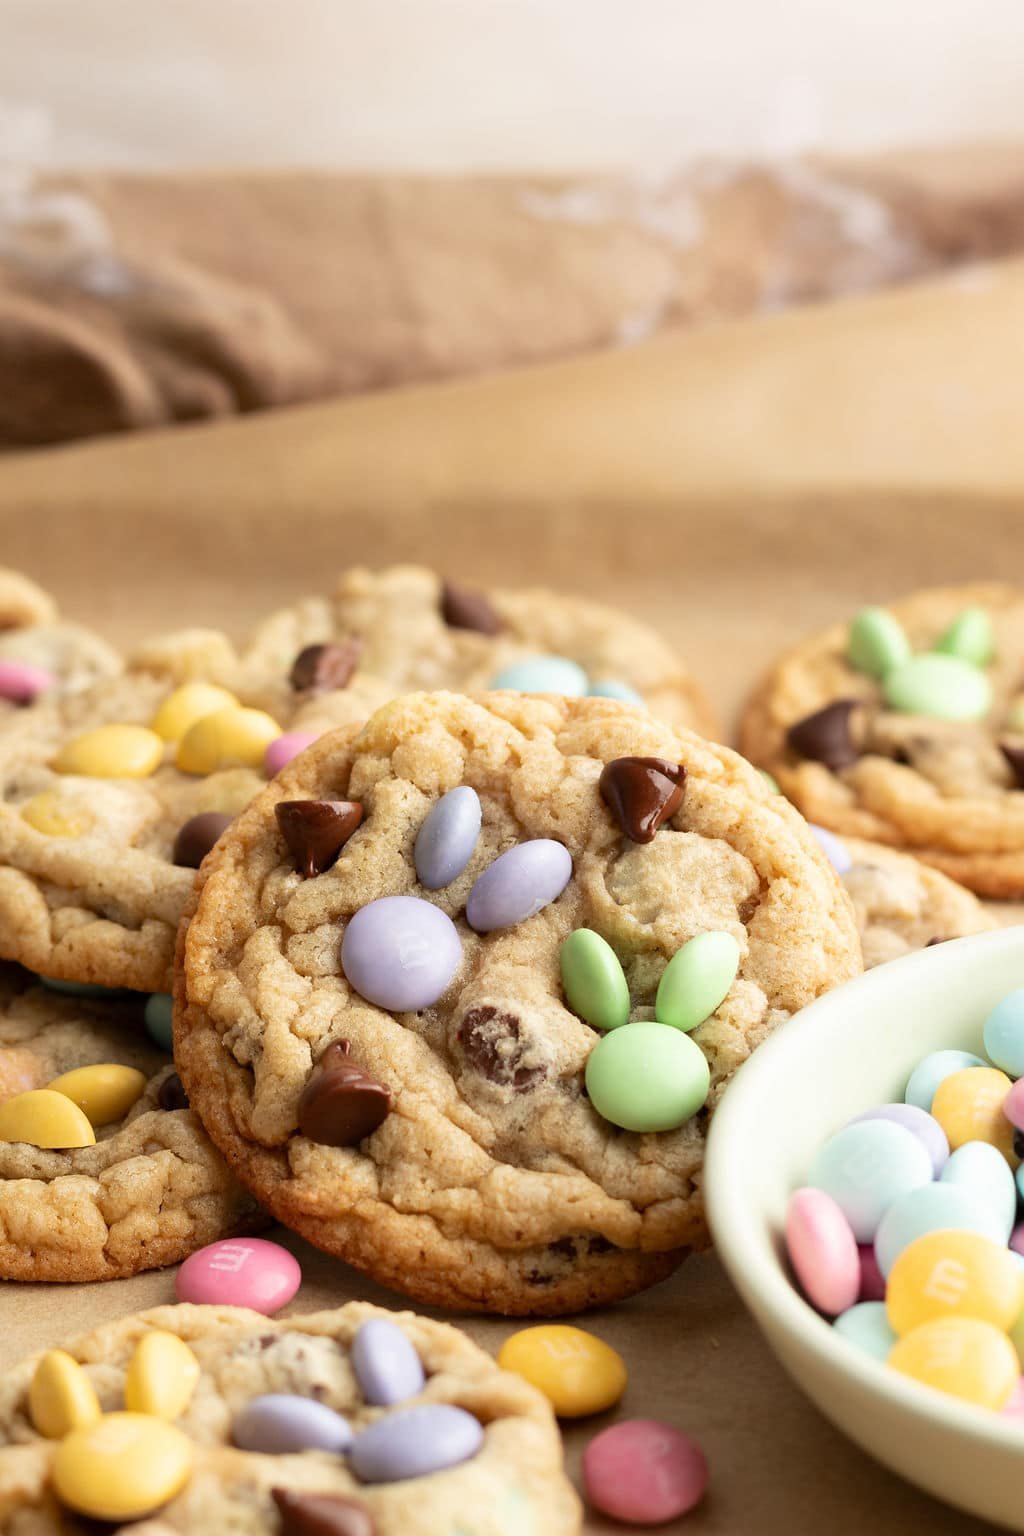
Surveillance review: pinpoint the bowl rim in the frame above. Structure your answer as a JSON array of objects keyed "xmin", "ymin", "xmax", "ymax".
[{"xmin": 705, "ymin": 925, "xmax": 1024, "ymax": 1454}]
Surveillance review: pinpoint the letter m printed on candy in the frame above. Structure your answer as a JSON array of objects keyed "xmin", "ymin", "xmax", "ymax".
[
  {"xmin": 207, "ymin": 1244, "xmax": 254, "ymax": 1273},
  {"xmin": 923, "ymin": 1258, "xmax": 969, "ymax": 1308}
]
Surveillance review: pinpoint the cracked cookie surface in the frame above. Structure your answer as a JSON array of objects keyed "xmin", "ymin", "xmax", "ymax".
[
  {"xmin": 838, "ymin": 837, "xmax": 995, "ymax": 969},
  {"xmin": 177, "ymin": 692, "xmax": 860, "ymax": 1316},
  {"xmin": 0, "ymin": 1301, "xmax": 580, "ymax": 1534},
  {"xmin": 0, "ymin": 967, "xmax": 261, "ymax": 1281},
  {"xmin": 242, "ymin": 564, "xmax": 718, "ymax": 736},
  {"xmin": 740, "ymin": 584, "xmax": 1024, "ymax": 897}
]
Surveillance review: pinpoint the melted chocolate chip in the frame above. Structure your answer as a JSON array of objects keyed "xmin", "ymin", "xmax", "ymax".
[
  {"xmin": 599, "ymin": 756, "xmax": 687, "ymax": 843},
  {"xmin": 297, "ymin": 1041, "xmax": 391, "ymax": 1146},
  {"xmin": 157, "ymin": 1073, "xmax": 189, "ymax": 1111},
  {"xmin": 172, "ymin": 811, "xmax": 232, "ymax": 869},
  {"xmin": 276, "ymin": 799, "xmax": 363, "ymax": 878},
  {"xmin": 273, "ymin": 1489, "xmax": 376, "ymax": 1536},
  {"xmin": 786, "ymin": 699, "xmax": 860, "ymax": 771},
  {"xmin": 1001, "ymin": 742, "xmax": 1024, "ymax": 788},
  {"xmin": 457, "ymin": 1007, "xmax": 546, "ymax": 1091},
  {"xmin": 440, "ymin": 579, "xmax": 503, "ymax": 635},
  {"xmin": 290, "ymin": 639, "xmax": 362, "ymax": 693}
]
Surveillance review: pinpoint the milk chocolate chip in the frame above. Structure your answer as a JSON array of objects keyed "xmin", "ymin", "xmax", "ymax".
[
  {"xmin": 172, "ymin": 811, "xmax": 232, "ymax": 869},
  {"xmin": 289, "ymin": 639, "xmax": 362, "ymax": 693},
  {"xmin": 276, "ymin": 800, "xmax": 363, "ymax": 878},
  {"xmin": 440, "ymin": 579, "xmax": 503, "ymax": 635},
  {"xmin": 273, "ymin": 1489, "xmax": 376, "ymax": 1536},
  {"xmin": 458, "ymin": 1007, "xmax": 545, "ymax": 1091},
  {"xmin": 157, "ymin": 1073, "xmax": 189, "ymax": 1111},
  {"xmin": 786, "ymin": 699, "xmax": 860, "ymax": 771},
  {"xmin": 599, "ymin": 756, "xmax": 686, "ymax": 843},
  {"xmin": 297, "ymin": 1041, "xmax": 391, "ymax": 1146},
  {"xmin": 1000, "ymin": 743, "xmax": 1024, "ymax": 789}
]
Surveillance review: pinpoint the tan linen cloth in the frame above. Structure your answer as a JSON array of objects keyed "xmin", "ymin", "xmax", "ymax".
[
  {"xmin": 3, "ymin": 143, "xmax": 1024, "ymax": 449},
  {"xmin": 2, "ymin": 264, "xmax": 1024, "ymax": 1531}
]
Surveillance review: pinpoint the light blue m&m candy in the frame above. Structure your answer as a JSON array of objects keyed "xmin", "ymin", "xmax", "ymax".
[
  {"xmin": 489, "ymin": 657, "xmax": 588, "ymax": 696},
  {"xmin": 806, "ymin": 1120, "xmax": 932, "ymax": 1243},
  {"xmin": 940, "ymin": 1141, "xmax": 1018, "ymax": 1238},
  {"xmin": 144, "ymin": 994, "xmax": 174, "ymax": 1051},
  {"xmin": 983, "ymin": 988, "xmax": 1024, "ymax": 1079},
  {"xmin": 874, "ymin": 1180, "xmax": 1008, "ymax": 1276},
  {"xmin": 904, "ymin": 1049, "xmax": 988, "ymax": 1112},
  {"xmin": 833, "ymin": 1302, "xmax": 897, "ymax": 1362},
  {"xmin": 588, "ymin": 680, "xmax": 645, "ymax": 706}
]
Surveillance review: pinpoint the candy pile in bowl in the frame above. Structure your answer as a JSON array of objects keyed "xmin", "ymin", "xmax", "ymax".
[{"xmin": 786, "ymin": 985, "xmax": 1024, "ymax": 1413}]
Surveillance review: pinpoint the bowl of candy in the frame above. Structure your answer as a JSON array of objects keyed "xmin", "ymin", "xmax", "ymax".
[{"xmin": 704, "ymin": 925, "xmax": 1024, "ymax": 1529}]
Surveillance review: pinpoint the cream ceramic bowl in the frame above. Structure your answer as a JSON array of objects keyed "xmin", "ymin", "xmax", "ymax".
[{"xmin": 704, "ymin": 926, "xmax": 1024, "ymax": 1530}]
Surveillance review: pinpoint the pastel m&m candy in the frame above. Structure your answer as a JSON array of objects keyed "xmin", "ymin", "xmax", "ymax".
[
  {"xmin": 151, "ymin": 682, "xmax": 238, "ymax": 743},
  {"xmin": 341, "ymin": 896, "xmax": 462, "ymax": 1011},
  {"xmin": 176, "ymin": 706, "xmax": 280, "ymax": 774},
  {"xmin": 47, "ymin": 1063, "xmax": 147, "ymax": 1127},
  {"xmin": 585, "ymin": 1021, "xmax": 710, "ymax": 1133},
  {"xmin": 264, "ymin": 730, "xmax": 321, "ymax": 777},
  {"xmin": 53, "ymin": 724, "xmax": 163, "ymax": 779},
  {"xmin": 785, "ymin": 1188, "xmax": 859, "ymax": 1316},
  {"xmin": 349, "ymin": 1404, "xmax": 483, "ymax": 1483},
  {"xmin": 806, "ymin": 1120, "xmax": 932, "ymax": 1242},
  {"xmin": 124, "ymin": 1332, "xmax": 200, "ymax": 1420},
  {"xmin": 0, "ymin": 658, "xmax": 56, "ymax": 702},
  {"xmin": 904, "ymin": 1050, "xmax": 987, "ymax": 1112},
  {"xmin": 931, "ymin": 1067, "xmax": 1016, "ymax": 1165},
  {"xmin": 655, "ymin": 931, "xmax": 740, "ymax": 1033},
  {"xmin": 874, "ymin": 1180, "xmax": 1008, "ymax": 1277},
  {"xmin": 582, "ymin": 1418, "xmax": 708, "ymax": 1525},
  {"xmin": 560, "ymin": 929, "xmax": 630, "ymax": 1031},
  {"xmin": 489, "ymin": 656, "xmax": 589, "ymax": 695},
  {"xmin": 233, "ymin": 1394, "xmax": 353, "ymax": 1454},
  {"xmin": 29, "ymin": 1350, "xmax": 101, "ymax": 1439},
  {"xmin": 852, "ymin": 1103, "xmax": 949, "ymax": 1176},
  {"xmin": 498, "ymin": 1325, "xmax": 627, "ymax": 1417},
  {"xmin": 833, "ymin": 1302, "xmax": 897, "ymax": 1361},
  {"xmin": 351, "ymin": 1318, "xmax": 425, "ymax": 1406},
  {"xmin": 175, "ymin": 1238, "xmax": 300, "ymax": 1313},
  {"xmin": 414, "ymin": 786, "xmax": 481, "ymax": 890},
  {"xmin": 51, "ymin": 1413, "xmax": 194, "ymax": 1521},
  {"xmin": 940, "ymin": 1140, "xmax": 1018, "ymax": 1237},
  {"xmin": 889, "ymin": 1317, "xmax": 1018, "ymax": 1410},
  {"xmin": 0, "ymin": 1089, "xmax": 95, "ymax": 1149},
  {"xmin": 466, "ymin": 840, "xmax": 573, "ymax": 932},
  {"xmin": 983, "ymin": 988, "xmax": 1024, "ymax": 1079},
  {"xmin": 886, "ymin": 1230, "xmax": 1023, "ymax": 1337}
]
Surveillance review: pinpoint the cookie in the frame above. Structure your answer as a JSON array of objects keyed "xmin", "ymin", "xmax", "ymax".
[
  {"xmin": 176, "ymin": 691, "xmax": 861, "ymax": 1316},
  {"xmin": 0, "ymin": 639, "xmax": 391, "ymax": 992},
  {"xmin": 0, "ymin": 1301, "xmax": 580, "ymax": 1533},
  {"xmin": 740, "ymin": 584, "xmax": 1024, "ymax": 897},
  {"xmin": 0, "ymin": 566, "xmax": 120, "ymax": 714},
  {"xmin": 242, "ymin": 564, "xmax": 718, "ymax": 736},
  {"xmin": 0, "ymin": 966, "xmax": 261, "ymax": 1280}
]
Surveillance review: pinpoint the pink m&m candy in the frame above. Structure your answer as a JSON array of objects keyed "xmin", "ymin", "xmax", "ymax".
[
  {"xmin": 583, "ymin": 1418, "xmax": 708, "ymax": 1524},
  {"xmin": 1003, "ymin": 1077, "xmax": 1024, "ymax": 1133},
  {"xmin": 1003, "ymin": 1377, "xmax": 1024, "ymax": 1421},
  {"xmin": 264, "ymin": 731, "xmax": 321, "ymax": 778},
  {"xmin": 0, "ymin": 659, "xmax": 56, "ymax": 703},
  {"xmin": 175, "ymin": 1238, "xmax": 300, "ymax": 1313},
  {"xmin": 785, "ymin": 1188, "xmax": 860, "ymax": 1316}
]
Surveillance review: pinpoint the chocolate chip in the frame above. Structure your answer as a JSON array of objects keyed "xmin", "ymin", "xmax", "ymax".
[
  {"xmin": 157, "ymin": 1073, "xmax": 189, "ymax": 1111},
  {"xmin": 297, "ymin": 1040, "xmax": 391, "ymax": 1147},
  {"xmin": 172, "ymin": 811, "xmax": 232, "ymax": 869},
  {"xmin": 525, "ymin": 1269, "xmax": 556, "ymax": 1286},
  {"xmin": 273, "ymin": 1489, "xmax": 376, "ymax": 1536},
  {"xmin": 276, "ymin": 800, "xmax": 363, "ymax": 878},
  {"xmin": 548, "ymin": 1236, "xmax": 577, "ymax": 1259},
  {"xmin": 290, "ymin": 639, "xmax": 362, "ymax": 693},
  {"xmin": 599, "ymin": 756, "xmax": 686, "ymax": 843},
  {"xmin": 587, "ymin": 1235, "xmax": 615, "ymax": 1254},
  {"xmin": 1000, "ymin": 743, "xmax": 1024, "ymax": 788},
  {"xmin": 925, "ymin": 936, "xmax": 951, "ymax": 947},
  {"xmin": 786, "ymin": 699, "xmax": 860, "ymax": 771},
  {"xmin": 440, "ymin": 579, "xmax": 503, "ymax": 635},
  {"xmin": 457, "ymin": 1007, "xmax": 545, "ymax": 1091}
]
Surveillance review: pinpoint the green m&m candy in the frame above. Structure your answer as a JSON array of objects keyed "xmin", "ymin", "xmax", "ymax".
[
  {"xmin": 847, "ymin": 608, "xmax": 911, "ymax": 680},
  {"xmin": 934, "ymin": 607, "xmax": 994, "ymax": 667},
  {"xmin": 883, "ymin": 654, "xmax": 992, "ymax": 722},
  {"xmin": 585, "ymin": 1021, "xmax": 710, "ymax": 1133},
  {"xmin": 560, "ymin": 929, "xmax": 630, "ymax": 1031},
  {"xmin": 655, "ymin": 931, "xmax": 741, "ymax": 1033}
]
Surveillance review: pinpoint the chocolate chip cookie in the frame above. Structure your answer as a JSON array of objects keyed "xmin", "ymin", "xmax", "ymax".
[
  {"xmin": 0, "ymin": 566, "xmax": 120, "ymax": 715},
  {"xmin": 0, "ymin": 636, "xmax": 391, "ymax": 992},
  {"xmin": 176, "ymin": 691, "xmax": 860, "ymax": 1316},
  {"xmin": 242, "ymin": 564, "xmax": 718, "ymax": 736},
  {"xmin": 0, "ymin": 1301, "xmax": 580, "ymax": 1533},
  {"xmin": 0, "ymin": 966, "xmax": 261, "ymax": 1280},
  {"xmin": 741, "ymin": 584, "xmax": 1024, "ymax": 897}
]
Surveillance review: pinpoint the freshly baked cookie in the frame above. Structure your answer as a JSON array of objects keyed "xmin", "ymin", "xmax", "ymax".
[
  {"xmin": 0, "ymin": 966, "xmax": 261, "ymax": 1280},
  {"xmin": 741, "ymin": 584, "xmax": 1024, "ymax": 897},
  {"xmin": 0, "ymin": 639, "xmax": 391, "ymax": 992},
  {"xmin": 0, "ymin": 1301, "xmax": 580, "ymax": 1533},
  {"xmin": 177, "ymin": 691, "xmax": 860, "ymax": 1316},
  {"xmin": 242, "ymin": 564, "xmax": 718, "ymax": 736},
  {"xmin": 0, "ymin": 567, "xmax": 120, "ymax": 714}
]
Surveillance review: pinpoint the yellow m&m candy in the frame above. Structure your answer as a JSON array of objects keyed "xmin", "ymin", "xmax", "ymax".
[
  {"xmin": 125, "ymin": 1332, "xmax": 200, "ymax": 1420},
  {"xmin": 53, "ymin": 725, "xmax": 163, "ymax": 779},
  {"xmin": 29, "ymin": 1350, "xmax": 101, "ymax": 1439},
  {"xmin": 47, "ymin": 1064, "xmax": 147, "ymax": 1128},
  {"xmin": 931, "ymin": 1068, "xmax": 1017, "ymax": 1165},
  {"xmin": 497, "ymin": 1325, "xmax": 627, "ymax": 1417},
  {"xmin": 889, "ymin": 1316, "xmax": 1018, "ymax": 1409},
  {"xmin": 176, "ymin": 707, "xmax": 279, "ymax": 774},
  {"xmin": 51, "ymin": 1412, "xmax": 193, "ymax": 1521},
  {"xmin": 887, "ymin": 1230, "xmax": 1023, "ymax": 1337},
  {"xmin": 0, "ymin": 1089, "xmax": 95, "ymax": 1148},
  {"xmin": 21, "ymin": 791, "xmax": 90, "ymax": 838},
  {"xmin": 151, "ymin": 683, "xmax": 238, "ymax": 743}
]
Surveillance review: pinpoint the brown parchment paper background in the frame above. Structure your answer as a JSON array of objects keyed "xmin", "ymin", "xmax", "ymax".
[{"xmin": 2, "ymin": 265, "xmax": 1024, "ymax": 1532}]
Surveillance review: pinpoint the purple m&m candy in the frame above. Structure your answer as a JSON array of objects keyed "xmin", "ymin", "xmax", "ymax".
[
  {"xmin": 232, "ymin": 1394, "xmax": 352, "ymax": 1454},
  {"xmin": 0, "ymin": 659, "xmax": 56, "ymax": 703},
  {"xmin": 349, "ymin": 1404, "xmax": 483, "ymax": 1483},
  {"xmin": 852, "ymin": 1103, "xmax": 949, "ymax": 1176},
  {"xmin": 809, "ymin": 823, "xmax": 853, "ymax": 876},
  {"xmin": 414, "ymin": 787, "xmax": 482, "ymax": 890},
  {"xmin": 351, "ymin": 1318, "xmax": 425, "ymax": 1406},
  {"xmin": 265, "ymin": 730, "xmax": 321, "ymax": 777},
  {"xmin": 175, "ymin": 1238, "xmax": 301, "ymax": 1313},
  {"xmin": 342, "ymin": 896, "xmax": 462, "ymax": 1011},
  {"xmin": 466, "ymin": 840, "xmax": 572, "ymax": 933}
]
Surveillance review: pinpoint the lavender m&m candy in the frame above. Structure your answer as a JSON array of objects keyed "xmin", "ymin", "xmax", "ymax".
[
  {"xmin": 852, "ymin": 1103, "xmax": 949, "ymax": 1175},
  {"xmin": 414, "ymin": 786, "xmax": 481, "ymax": 890},
  {"xmin": 232, "ymin": 1394, "xmax": 352, "ymax": 1454},
  {"xmin": 582, "ymin": 1419, "xmax": 708, "ymax": 1525},
  {"xmin": 466, "ymin": 840, "xmax": 572, "ymax": 933},
  {"xmin": 175, "ymin": 1238, "xmax": 300, "ymax": 1313},
  {"xmin": 351, "ymin": 1318, "xmax": 425, "ymax": 1406},
  {"xmin": 342, "ymin": 896, "xmax": 462, "ymax": 1011},
  {"xmin": 264, "ymin": 730, "xmax": 321, "ymax": 777},
  {"xmin": 349, "ymin": 1404, "xmax": 483, "ymax": 1483},
  {"xmin": 0, "ymin": 659, "xmax": 56, "ymax": 703},
  {"xmin": 808, "ymin": 823, "xmax": 853, "ymax": 875}
]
